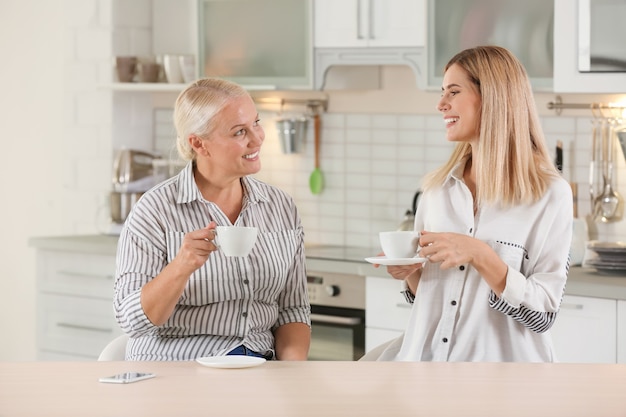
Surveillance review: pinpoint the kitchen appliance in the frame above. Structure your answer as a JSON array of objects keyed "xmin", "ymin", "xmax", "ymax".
[
  {"xmin": 110, "ymin": 149, "xmax": 161, "ymax": 231},
  {"xmin": 397, "ymin": 190, "xmax": 422, "ymax": 231},
  {"xmin": 578, "ymin": 0, "xmax": 626, "ymax": 72},
  {"xmin": 306, "ymin": 271, "xmax": 365, "ymax": 361}
]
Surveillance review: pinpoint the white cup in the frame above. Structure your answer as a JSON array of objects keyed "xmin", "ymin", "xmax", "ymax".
[
  {"xmin": 163, "ymin": 54, "xmax": 184, "ymax": 83},
  {"xmin": 178, "ymin": 54, "xmax": 196, "ymax": 83},
  {"xmin": 215, "ymin": 226, "xmax": 258, "ymax": 257},
  {"xmin": 379, "ymin": 231, "xmax": 420, "ymax": 259}
]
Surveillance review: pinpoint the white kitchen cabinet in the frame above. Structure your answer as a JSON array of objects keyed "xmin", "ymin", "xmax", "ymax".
[
  {"xmin": 198, "ymin": 0, "xmax": 313, "ymax": 89},
  {"xmin": 550, "ymin": 295, "xmax": 617, "ymax": 363},
  {"xmin": 553, "ymin": 0, "xmax": 626, "ymax": 93},
  {"xmin": 427, "ymin": 0, "xmax": 553, "ymax": 91},
  {"xmin": 35, "ymin": 250, "xmax": 122, "ymax": 361},
  {"xmin": 365, "ymin": 276, "xmax": 412, "ymax": 352},
  {"xmin": 618, "ymin": 300, "xmax": 626, "ymax": 363},
  {"xmin": 313, "ymin": 0, "xmax": 427, "ymax": 89},
  {"xmin": 314, "ymin": 0, "xmax": 426, "ymax": 48}
]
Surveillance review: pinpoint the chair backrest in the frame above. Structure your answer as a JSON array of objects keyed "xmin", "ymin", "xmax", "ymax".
[
  {"xmin": 98, "ymin": 334, "xmax": 129, "ymax": 361},
  {"xmin": 358, "ymin": 335, "xmax": 403, "ymax": 361}
]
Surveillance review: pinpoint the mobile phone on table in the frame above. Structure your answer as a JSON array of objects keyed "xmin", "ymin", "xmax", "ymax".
[{"xmin": 98, "ymin": 371, "xmax": 155, "ymax": 384}]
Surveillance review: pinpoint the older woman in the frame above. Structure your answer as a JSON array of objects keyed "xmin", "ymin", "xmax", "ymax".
[
  {"xmin": 114, "ymin": 78, "xmax": 311, "ymax": 361},
  {"xmin": 380, "ymin": 46, "xmax": 572, "ymax": 362}
]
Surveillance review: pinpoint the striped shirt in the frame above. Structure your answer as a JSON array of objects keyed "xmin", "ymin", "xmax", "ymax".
[
  {"xmin": 113, "ymin": 162, "xmax": 311, "ymax": 361},
  {"xmin": 379, "ymin": 163, "xmax": 572, "ymax": 362}
]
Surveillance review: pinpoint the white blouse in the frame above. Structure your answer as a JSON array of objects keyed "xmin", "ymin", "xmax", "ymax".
[
  {"xmin": 114, "ymin": 163, "xmax": 310, "ymax": 361},
  {"xmin": 379, "ymin": 164, "xmax": 573, "ymax": 362}
]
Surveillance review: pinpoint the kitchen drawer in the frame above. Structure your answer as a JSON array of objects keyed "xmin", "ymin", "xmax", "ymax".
[
  {"xmin": 366, "ymin": 276, "xmax": 412, "ymax": 331},
  {"xmin": 37, "ymin": 293, "xmax": 123, "ymax": 360},
  {"xmin": 38, "ymin": 251, "xmax": 115, "ymax": 299},
  {"xmin": 550, "ymin": 295, "xmax": 617, "ymax": 363}
]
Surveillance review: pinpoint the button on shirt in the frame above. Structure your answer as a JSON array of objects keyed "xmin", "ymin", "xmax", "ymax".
[
  {"xmin": 114, "ymin": 162, "xmax": 311, "ymax": 361},
  {"xmin": 380, "ymin": 163, "xmax": 572, "ymax": 362}
]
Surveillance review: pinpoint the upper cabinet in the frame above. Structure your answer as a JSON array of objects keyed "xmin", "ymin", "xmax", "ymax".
[
  {"xmin": 427, "ymin": 0, "xmax": 553, "ymax": 91},
  {"xmin": 314, "ymin": 0, "xmax": 425, "ymax": 48},
  {"xmin": 198, "ymin": 0, "xmax": 313, "ymax": 89},
  {"xmin": 313, "ymin": 0, "xmax": 427, "ymax": 89},
  {"xmin": 554, "ymin": 0, "xmax": 626, "ymax": 93}
]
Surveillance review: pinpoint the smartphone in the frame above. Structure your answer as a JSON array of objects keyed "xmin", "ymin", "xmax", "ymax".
[{"xmin": 98, "ymin": 372, "xmax": 155, "ymax": 384}]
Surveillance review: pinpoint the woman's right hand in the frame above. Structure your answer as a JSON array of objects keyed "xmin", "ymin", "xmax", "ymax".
[{"xmin": 173, "ymin": 221, "xmax": 218, "ymax": 276}]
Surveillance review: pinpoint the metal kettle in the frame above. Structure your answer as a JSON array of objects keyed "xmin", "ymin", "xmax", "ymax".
[
  {"xmin": 397, "ymin": 190, "xmax": 422, "ymax": 231},
  {"xmin": 112, "ymin": 149, "xmax": 159, "ymax": 191}
]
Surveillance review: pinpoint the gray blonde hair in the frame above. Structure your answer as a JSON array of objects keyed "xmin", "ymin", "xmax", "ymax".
[
  {"xmin": 174, "ymin": 78, "xmax": 250, "ymax": 161},
  {"xmin": 423, "ymin": 46, "xmax": 557, "ymax": 206}
]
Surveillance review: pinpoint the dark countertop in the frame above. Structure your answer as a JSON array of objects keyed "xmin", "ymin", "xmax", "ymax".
[{"xmin": 28, "ymin": 235, "xmax": 626, "ymax": 300}]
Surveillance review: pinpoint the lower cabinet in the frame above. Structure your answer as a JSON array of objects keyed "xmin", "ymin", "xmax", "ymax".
[
  {"xmin": 35, "ymin": 249, "xmax": 122, "ymax": 361},
  {"xmin": 365, "ymin": 276, "xmax": 412, "ymax": 352},
  {"xmin": 550, "ymin": 295, "xmax": 617, "ymax": 363}
]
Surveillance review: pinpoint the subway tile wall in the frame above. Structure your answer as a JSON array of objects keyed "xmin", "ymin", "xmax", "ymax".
[{"xmin": 155, "ymin": 109, "xmax": 626, "ymax": 249}]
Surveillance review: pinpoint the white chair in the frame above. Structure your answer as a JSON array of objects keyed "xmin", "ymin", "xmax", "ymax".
[
  {"xmin": 98, "ymin": 334, "xmax": 129, "ymax": 361},
  {"xmin": 358, "ymin": 335, "xmax": 404, "ymax": 361}
]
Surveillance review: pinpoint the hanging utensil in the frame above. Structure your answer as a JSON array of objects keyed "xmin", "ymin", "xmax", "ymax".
[
  {"xmin": 599, "ymin": 117, "xmax": 624, "ymax": 222},
  {"xmin": 309, "ymin": 112, "xmax": 323, "ymax": 194},
  {"xmin": 589, "ymin": 119, "xmax": 605, "ymax": 221},
  {"xmin": 555, "ymin": 140, "xmax": 563, "ymax": 173}
]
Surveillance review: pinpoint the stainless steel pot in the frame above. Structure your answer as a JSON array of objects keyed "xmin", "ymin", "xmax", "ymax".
[{"xmin": 110, "ymin": 191, "xmax": 143, "ymax": 224}]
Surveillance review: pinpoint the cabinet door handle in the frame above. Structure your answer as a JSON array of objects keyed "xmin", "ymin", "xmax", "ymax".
[
  {"xmin": 368, "ymin": 0, "xmax": 375, "ymax": 39},
  {"xmin": 560, "ymin": 303, "xmax": 584, "ymax": 310},
  {"xmin": 57, "ymin": 322, "xmax": 113, "ymax": 333},
  {"xmin": 395, "ymin": 303, "xmax": 412, "ymax": 309},
  {"xmin": 57, "ymin": 270, "xmax": 114, "ymax": 280},
  {"xmin": 310, "ymin": 313, "xmax": 361, "ymax": 326},
  {"xmin": 357, "ymin": 0, "xmax": 365, "ymax": 39}
]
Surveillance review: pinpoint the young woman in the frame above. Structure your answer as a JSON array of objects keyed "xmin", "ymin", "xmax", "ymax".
[
  {"xmin": 114, "ymin": 78, "xmax": 310, "ymax": 361},
  {"xmin": 379, "ymin": 46, "xmax": 572, "ymax": 362}
]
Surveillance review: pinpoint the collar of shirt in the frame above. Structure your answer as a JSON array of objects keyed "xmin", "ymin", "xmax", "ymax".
[
  {"xmin": 175, "ymin": 161, "xmax": 271, "ymax": 206},
  {"xmin": 444, "ymin": 161, "xmax": 467, "ymax": 185}
]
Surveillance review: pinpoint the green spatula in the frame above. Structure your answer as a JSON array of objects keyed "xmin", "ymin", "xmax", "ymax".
[{"xmin": 309, "ymin": 113, "xmax": 323, "ymax": 194}]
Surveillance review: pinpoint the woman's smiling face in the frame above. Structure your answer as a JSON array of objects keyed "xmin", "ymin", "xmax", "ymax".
[
  {"xmin": 437, "ymin": 63, "xmax": 482, "ymax": 145},
  {"xmin": 202, "ymin": 95, "xmax": 265, "ymax": 178}
]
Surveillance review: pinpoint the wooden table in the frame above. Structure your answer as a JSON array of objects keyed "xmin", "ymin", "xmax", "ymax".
[{"xmin": 1, "ymin": 361, "xmax": 625, "ymax": 417}]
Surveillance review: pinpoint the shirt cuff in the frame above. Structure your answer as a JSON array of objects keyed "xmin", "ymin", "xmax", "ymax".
[
  {"xmin": 401, "ymin": 280, "xmax": 415, "ymax": 304},
  {"xmin": 499, "ymin": 267, "xmax": 526, "ymax": 308}
]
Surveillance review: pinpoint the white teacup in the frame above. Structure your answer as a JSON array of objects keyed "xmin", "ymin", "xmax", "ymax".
[
  {"xmin": 379, "ymin": 231, "xmax": 420, "ymax": 259},
  {"xmin": 215, "ymin": 226, "xmax": 258, "ymax": 257},
  {"xmin": 163, "ymin": 54, "xmax": 184, "ymax": 83}
]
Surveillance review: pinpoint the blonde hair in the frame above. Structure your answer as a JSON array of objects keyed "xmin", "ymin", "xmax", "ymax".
[
  {"xmin": 423, "ymin": 46, "xmax": 558, "ymax": 206},
  {"xmin": 173, "ymin": 78, "xmax": 250, "ymax": 161}
]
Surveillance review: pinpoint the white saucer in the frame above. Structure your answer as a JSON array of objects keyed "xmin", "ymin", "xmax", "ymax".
[
  {"xmin": 364, "ymin": 256, "xmax": 427, "ymax": 266},
  {"xmin": 196, "ymin": 356, "xmax": 266, "ymax": 369}
]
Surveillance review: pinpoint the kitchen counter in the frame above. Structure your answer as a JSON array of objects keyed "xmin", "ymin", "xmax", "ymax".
[
  {"xmin": 29, "ymin": 235, "xmax": 626, "ymax": 300},
  {"xmin": 1, "ymin": 360, "xmax": 625, "ymax": 416}
]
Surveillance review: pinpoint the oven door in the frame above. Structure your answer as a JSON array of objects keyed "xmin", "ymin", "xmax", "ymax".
[{"xmin": 308, "ymin": 305, "xmax": 365, "ymax": 361}]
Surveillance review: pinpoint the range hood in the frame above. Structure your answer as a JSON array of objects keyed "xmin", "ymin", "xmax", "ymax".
[{"xmin": 314, "ymin": 47, "xmax": 426, "ymax": 90}]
